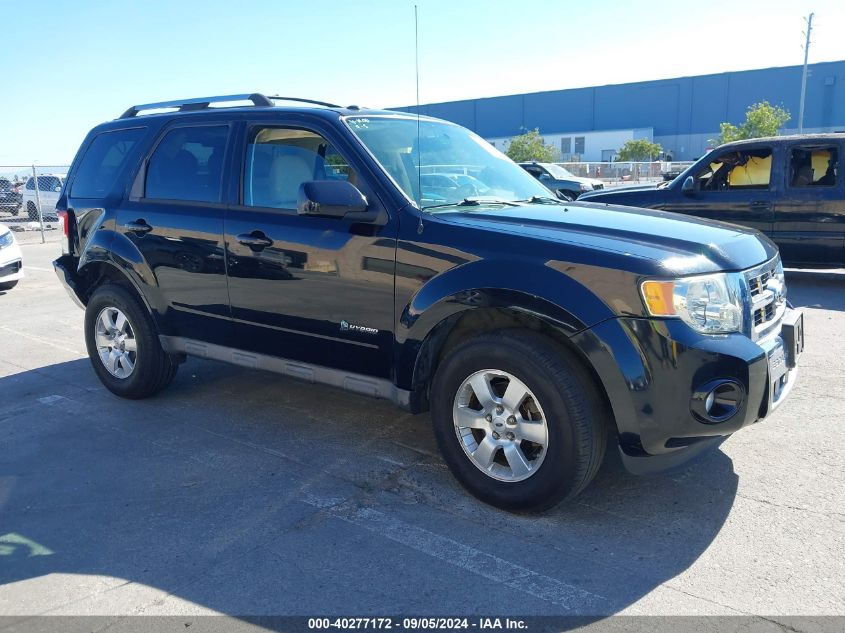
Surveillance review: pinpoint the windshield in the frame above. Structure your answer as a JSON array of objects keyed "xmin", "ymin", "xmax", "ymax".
[
  {"xmin": 345, "ymin": 116, "xmax": 551, "ymax": 210},
  {"xmin": 544, "ymin": 163, "xmax": 575, "ymax": 179}
]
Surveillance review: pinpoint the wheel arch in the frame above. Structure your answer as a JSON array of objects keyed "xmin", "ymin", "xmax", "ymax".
[
  {"xmin": 399, "ymin": 292, "xmax": 617, "ymax": 437},
  {"xmin": 75, "ymin": 258, "xmax": 163, "ymax": 333}
]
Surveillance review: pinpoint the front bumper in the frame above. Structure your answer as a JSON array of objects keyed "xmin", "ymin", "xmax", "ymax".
[
  {"xmin": 0, "ymin": 241, "xmax": 24, "ymax": 282},
  {"xmin": 571, "ymin": 312, "xmax": 801, "ymax": 473}
]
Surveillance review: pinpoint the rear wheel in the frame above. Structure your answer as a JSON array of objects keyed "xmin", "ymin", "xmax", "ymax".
[
  {"xmin": 26, "ymin": 201, "xmax": 38, "ymax": 221},
  {"xmin": 85, "ymin": 284, "xmax": 178, "ymax": 399},
  {"xmin": 431, "ymin": 330, "xmax": 607, "ymax": 511}
]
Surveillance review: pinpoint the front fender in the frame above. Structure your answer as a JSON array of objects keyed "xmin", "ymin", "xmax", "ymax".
[{"xmin": 394, "ymin": 258, "xmax": 614, "ymax": 390}]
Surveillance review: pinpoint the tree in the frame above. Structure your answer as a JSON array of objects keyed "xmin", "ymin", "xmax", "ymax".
[
  {"xmin": 505, "ymin": 129, "xmax": 559, "ymax": 163},
  {"xmin": 714, "ymin": 101, "xmax": 791, "ymax": 146},
  {"xmin": 615, "ymin": 139, "xmax": 663, "ymax": 162}
]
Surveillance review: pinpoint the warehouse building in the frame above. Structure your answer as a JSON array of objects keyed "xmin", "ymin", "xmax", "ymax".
[{"xmin": 394, "ymin": 60, "xmax": 845, "ymax": 161}]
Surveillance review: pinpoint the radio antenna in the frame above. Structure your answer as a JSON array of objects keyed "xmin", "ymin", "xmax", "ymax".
[{"xmin": 415, "ymin": 4, "xmax": 424, "ymax": 232}]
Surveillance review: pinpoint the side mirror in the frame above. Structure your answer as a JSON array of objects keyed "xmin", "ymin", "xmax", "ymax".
[
  {"xmin": 681, "ymin": 176, "xmax": 695, "ymax": 195},
  {"xmin": 297, "ymin": 180, "xmax": 368, "ymax": 218},
  {"xmin": 54, "ymin": 186, "xmax": 62, "ymax": 193}
]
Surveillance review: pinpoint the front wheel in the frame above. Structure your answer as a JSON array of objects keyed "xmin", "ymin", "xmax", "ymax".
[
  {"xmin": 84, "ymin": 284, "xmax": 178, "ymax": 399},
  {"xmin": 431, "ymin": 330, "xmax": 607, "ymax": 511}
]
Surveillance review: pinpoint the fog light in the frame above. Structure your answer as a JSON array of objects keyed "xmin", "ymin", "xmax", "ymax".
[{"xmin": 692, "ymin": 379, "xmax": 744, "ymax": 424}]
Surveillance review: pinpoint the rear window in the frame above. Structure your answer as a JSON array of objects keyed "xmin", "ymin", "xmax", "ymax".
[
  {"xmin": 72, "ymin": 128, "xmax": 146, "ymax": 198},
  {"xmin": 145, "ymin": 126, "xmax": 228, "ymax": 203},
  {"xmin": 28, "ymin": 176, "xmax": 63, "ymax": 192}
]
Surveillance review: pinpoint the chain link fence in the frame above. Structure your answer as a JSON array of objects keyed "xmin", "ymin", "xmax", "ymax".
[
  {"xmin": 558, "ymin": 161, "xmax": 695, "ymax": 187},
  {"xmin": 0, "ymin": 165, "xmax": 71, "ymax": 242}
]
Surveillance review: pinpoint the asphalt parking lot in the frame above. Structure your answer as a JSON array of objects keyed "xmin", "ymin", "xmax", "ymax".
[{"xmin": 1, "ymin": 238, "xmax": 843, "ymax": 625}]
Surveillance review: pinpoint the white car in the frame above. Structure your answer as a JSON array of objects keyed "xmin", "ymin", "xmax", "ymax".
[
  {"xmin": 0, "ymin": 224, "xmax": 23, "ymax": 291},
  {"xmin": 21, "ymin": 173, "xmax": 65, "ymax": 220}
]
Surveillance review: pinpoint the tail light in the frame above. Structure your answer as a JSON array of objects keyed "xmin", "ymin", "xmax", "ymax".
[{"xmin": 57, "ymin": 210, "xmax": 70, "ymax": 255}]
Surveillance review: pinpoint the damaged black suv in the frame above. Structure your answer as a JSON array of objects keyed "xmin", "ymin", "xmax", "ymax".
[{"xmin": 54, "ymin": 94, "xmax": 804, "ymax": 510}]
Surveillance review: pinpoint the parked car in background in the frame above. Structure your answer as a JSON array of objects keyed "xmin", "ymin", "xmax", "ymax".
[
  {"xmin": 0, "ymin": 178, "xmax": 22, "ymax": 215},
  {"xmin": 0, "ymin": 224, "xmax": 23, "ymax": 291},
  {"xmin": 580, "ymin": 134, "xmax": 845, "ymax": 268},
  {"xmin": 53, "ymin": 93, "xmax": 802, "ymax": 511},
  {"xmin": 22, "ymin": 174, "xmax": 65, "ymax": 220},
  {"xmin": 519, "ymin": 161, "xmax": 604, "ymax": 200}
]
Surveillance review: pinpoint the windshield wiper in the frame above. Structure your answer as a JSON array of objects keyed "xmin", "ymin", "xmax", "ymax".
[
  {"xmin": 422, "ymin": 197, "xmax": 520, "ymax": 211},
  {"xmin": 511, "ymin": 195, "xmax": 567, "ymax": 205}
]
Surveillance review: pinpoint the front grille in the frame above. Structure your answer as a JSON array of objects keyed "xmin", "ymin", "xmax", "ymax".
[
  {"xmin": 744, "ymin": 257, "xmax": 785, "ymax": 340},
  {"xmin": 0, "ymin": 259, "xmax": 21, "ymax": 277}
]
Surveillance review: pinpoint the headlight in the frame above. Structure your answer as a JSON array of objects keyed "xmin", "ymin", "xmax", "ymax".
[
  {"xmin": 0, "ymin": 231, "xmax": 13, "ymax": 250},
  {"xmin": 640, "ymin": 273, "xmax": 743, "ymax": 334},
  {"xmin": 579, "ymin": 182, "xmax": 593, "ymax": 191}
]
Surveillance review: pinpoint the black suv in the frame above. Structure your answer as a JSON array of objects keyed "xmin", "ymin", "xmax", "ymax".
[
  {"xmin": 580, "ymin": 134, "xmax": 845, "ymax": 268},
  {"xmin": 54, "ymin": 94, "xmax": 804, "ymax": 511}
]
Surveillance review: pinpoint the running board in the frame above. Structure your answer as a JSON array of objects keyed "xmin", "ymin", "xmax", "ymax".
[{"xmin": 159, "ymin": 336, "xmax": 411, "ymax": 410}]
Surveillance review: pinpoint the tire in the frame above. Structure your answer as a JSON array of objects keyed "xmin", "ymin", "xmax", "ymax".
[
  {"xmin": 84, "ymin": 284, "xmax": 178, "ymax": 399},
  {"xmin": 0, "ymin": 280, "xmax": 18, "ymax": 291},
  {"xmin": 26, "ymin": 201, "xmax": 37, "ymax": 221},
  {"xmin": 431, "ymin": 330, "xmax": 607, "ymax": 512}
]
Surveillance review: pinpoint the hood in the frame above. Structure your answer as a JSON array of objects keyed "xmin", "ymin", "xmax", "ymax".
[
  {"xmin": 438, "ymin": 201, "xmax": 777, "ymax": 276},
  {"xmin": 550, "ymin": 174, "xmax": 600, "ymax": 187},
  {"xmin": 579, "ymin": 183, "xmax": 659, "ymax": 198}
]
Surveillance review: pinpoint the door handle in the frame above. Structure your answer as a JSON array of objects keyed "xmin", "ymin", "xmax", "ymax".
[
  {"xmin": 123, "ymin": 219, "xmax": 153, "ymax": 234},
  {"xmin": 237, "ymin": 231, "xmax": 273, "ymax": 249}
]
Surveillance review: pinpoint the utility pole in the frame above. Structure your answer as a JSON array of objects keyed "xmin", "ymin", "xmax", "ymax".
[{"xmin": 798, "ymin": 12, "xmax": 814, "ymax": 134}]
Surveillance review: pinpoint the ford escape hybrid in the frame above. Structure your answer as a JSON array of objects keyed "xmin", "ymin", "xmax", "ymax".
[{"xmin": 53, "ymin": 94, "xmax": 804, "ymax": 511}]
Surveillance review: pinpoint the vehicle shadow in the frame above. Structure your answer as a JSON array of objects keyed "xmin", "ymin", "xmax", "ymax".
[
  {"xmin": 0, "ymin": 356, "xmax": 738, "ymax": 621},
  {"xmin": 786, "ymin": 270, "xmax": 845, "ymax": 312}
]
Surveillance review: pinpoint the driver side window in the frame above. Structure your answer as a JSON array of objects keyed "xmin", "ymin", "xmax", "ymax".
[
  {"xmin": 696, "ymin": 148, "xmax": 773, "ymax": 191},
  {"xmin": 244, "ymin": 127, "xmax": 356, "ymax": 210}
]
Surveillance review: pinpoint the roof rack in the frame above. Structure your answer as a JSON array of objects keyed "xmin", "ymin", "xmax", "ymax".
[
  {"xmin": 119, "ymin": 93, "xmax": 344, "ymax": 119},
  {"xmin": 119, "ymin": 93, "xmax": 274, "ymax": 118},
  {"xmin": 266, "ymin": 96, "xmax": 342, "ymax": 108}
]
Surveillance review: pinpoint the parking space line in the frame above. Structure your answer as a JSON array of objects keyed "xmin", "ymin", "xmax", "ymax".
[
  {"xmin": 0, "ymin": 325, "xmax": 86, "ymax": 356},
  {"xmin": 304, "ymin": 495, "xmax": 605, "ymax": 610}
]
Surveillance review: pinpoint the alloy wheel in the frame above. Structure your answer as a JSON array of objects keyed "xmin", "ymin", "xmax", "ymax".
[
  {"xmin": 94, "ymin": 306, "xmax": 137, "ymax": 379},
  {"xmin": 453, "ymin": 369, "xmax": 549, "ymax": 482}
]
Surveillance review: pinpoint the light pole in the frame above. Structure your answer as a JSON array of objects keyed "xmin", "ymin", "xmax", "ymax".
[{"xmin": 798, "ymin": 12, "xmax": 814, "ymax": 134}]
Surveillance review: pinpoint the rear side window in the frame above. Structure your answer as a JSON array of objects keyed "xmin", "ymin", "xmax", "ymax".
[
  {"xmin": 145, "ymin": 126, "xmax": 228, "ymax": 203},
  {"xmin": 72, "ymin": 128, "xmax": 146, "ymax": 198},
  {"xmin": 789, "ymin": 147, "xmax": 838, "ymax": 187},
  {"xmin": 35, "ymin": 176, "xmax": 63, "ymax": 191}
]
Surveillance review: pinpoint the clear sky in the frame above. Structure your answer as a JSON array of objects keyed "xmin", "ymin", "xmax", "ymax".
[{"xmin": 1, "ymin": 0, "xmax": 842, "ymax": 164}]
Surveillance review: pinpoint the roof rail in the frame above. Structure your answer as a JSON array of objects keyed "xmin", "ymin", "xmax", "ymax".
[
  {"xmin": 119, "ymin": 93, "xmax": 345, "ymax": 119},
  {"xmin": 266, "ymin": 96, "xmax": 342, "ymax": 108},
  {"xmin": 119, "ymin": 93, "xmax": 274, "ymax": 119}
]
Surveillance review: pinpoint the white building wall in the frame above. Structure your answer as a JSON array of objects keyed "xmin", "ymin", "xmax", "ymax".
[{"xmin": 487, "ymin": 128, "xmax": 654, "ymax": 162}]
